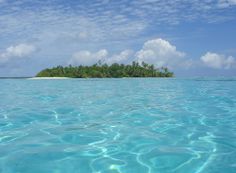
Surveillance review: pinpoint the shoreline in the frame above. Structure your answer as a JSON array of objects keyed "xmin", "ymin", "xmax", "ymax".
[{"xmin": 28, "ymin": 77, "xmax": 71, "ymax": 80}]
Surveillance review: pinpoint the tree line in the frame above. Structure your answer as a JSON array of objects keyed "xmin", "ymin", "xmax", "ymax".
[{"xmin": 36, "ymin": 61, "xmax": 174, "ymax": 78}]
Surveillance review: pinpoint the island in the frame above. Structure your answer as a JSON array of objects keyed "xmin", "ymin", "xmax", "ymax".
[{"xmin": 36, "ymin": 61, "xmax": 174, "ymax": 78}]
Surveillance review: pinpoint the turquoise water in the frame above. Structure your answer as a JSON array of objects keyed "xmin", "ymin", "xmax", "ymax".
[{"xmin": 0, "ymin": 78, "xmax": 236, "ymax": 173}]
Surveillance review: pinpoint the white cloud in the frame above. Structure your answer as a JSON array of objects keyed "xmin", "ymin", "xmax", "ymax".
[
  {"xmin": 69, "ymin": 49, "xmax": 108, "ymax": 66},
  {"xmin": 69, "ymin": 39, "xmax": 236, "ymax": 72},
  {"xmin": 0, "ymin": 43, "xmax": 36, "ymax": 63},
  {"xmin": 4, "ymin": 44, "xmax": 36, "ymax": 57},
  {"xmin": 200, "ymin": 52, "xmax": 236, "ymax": 69},
  {"xmin": 135, "ymin": 38, "xmax": 187, "ymax": 68},
  {"xmin": 69, "ymin": 38, "xmax": 192, "ymax": 69},
  {"xmin": 0, "ymin": 0, "xmax": 235, "ymax": 46}
]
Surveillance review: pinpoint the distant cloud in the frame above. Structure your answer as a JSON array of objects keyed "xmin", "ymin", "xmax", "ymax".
[
  {"xmin": 135, "ymin": 38, "xmax": 188, "ymax": 68},
  {"xmin": 201, "ymin": 52, "xmax": 236, "ymax": 69},
  {"xmin": 0, "ymin": 43, "xmax": 36, "ymax": 63}
]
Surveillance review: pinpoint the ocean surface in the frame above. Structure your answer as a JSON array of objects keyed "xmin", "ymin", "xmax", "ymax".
[{"xmin": 0, "ymin": 78, "xmax": 236, "ymax": 173}]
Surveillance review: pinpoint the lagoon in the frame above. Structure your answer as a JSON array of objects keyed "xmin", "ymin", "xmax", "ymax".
[{"xmin": 0, "ymin": 78, "xmax": 236, "ymax": 173}]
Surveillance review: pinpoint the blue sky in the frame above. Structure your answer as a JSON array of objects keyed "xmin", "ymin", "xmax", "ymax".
[{"xmin": 0, "ymin": 0, "xmax": 236, "ymax": 77}]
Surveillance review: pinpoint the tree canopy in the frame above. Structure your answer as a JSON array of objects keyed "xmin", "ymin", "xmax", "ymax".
[{"xmin": 36, "ymin": 61, "xmax": 174, "ymax": 78}]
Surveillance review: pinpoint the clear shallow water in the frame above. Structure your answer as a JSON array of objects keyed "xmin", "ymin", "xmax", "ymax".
[{"xmin": 0, "ymin": 78, "xmax": 236, "ymax": 173}]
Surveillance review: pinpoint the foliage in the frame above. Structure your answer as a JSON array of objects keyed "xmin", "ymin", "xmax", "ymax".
[{"xmin": 36, "ymin": 61, "xmax": 174, "ymax": 78}]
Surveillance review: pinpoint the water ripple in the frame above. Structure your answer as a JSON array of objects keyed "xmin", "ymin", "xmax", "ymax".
[{"xmin": 0, "ymin": 78, "xmax": 236, "ymax": 173}]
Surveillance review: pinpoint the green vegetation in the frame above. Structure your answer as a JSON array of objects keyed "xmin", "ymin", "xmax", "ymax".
[{"xmin": 36, "ymin": 61, "xmax": 174, "ymax": 78}]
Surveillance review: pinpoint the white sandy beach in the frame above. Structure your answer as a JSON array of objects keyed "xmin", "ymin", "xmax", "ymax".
[{"xmin": 28, "ymin": 77, "xmax": 71, "ymax": 80}]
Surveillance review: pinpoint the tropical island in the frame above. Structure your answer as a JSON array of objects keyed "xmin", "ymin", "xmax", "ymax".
[{"xmin": 36, "ymin": 61, "xmax": 174, "ymax": 78}]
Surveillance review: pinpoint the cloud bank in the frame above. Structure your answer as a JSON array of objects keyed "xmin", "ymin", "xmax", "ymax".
[
  {"xmin": 69, "ymin": 38, "xmax": 191, "ymax": 69},
  {"xmin": 69, "ymin": 38, "xmax": 236, "ymax": 72}
]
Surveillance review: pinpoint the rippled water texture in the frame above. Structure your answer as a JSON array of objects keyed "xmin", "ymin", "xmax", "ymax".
[{"xmin": 0, "ymin": 78, "xmax": 236, "ymax": 173}]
